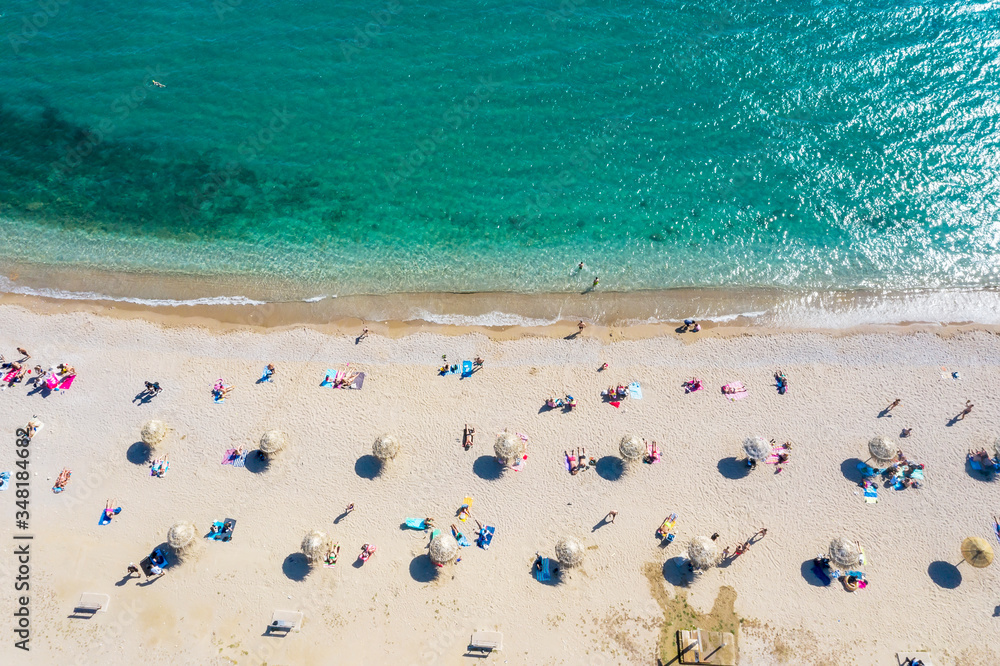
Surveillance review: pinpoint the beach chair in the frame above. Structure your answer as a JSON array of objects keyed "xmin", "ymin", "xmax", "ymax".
[
  {"xmin": 469, "ymin": 631, "xmax": 503, "ymax": 652},
  {"xmin": 267, "ymin": 610, "xmax": 303, "ymax": 635},
  {"xmin": 896, "ymin": 652, "xmax": 933, "ymax": 666},
  {"xmin": 75, "ymin": 593, "xmax": 110, "ymax": 614}
]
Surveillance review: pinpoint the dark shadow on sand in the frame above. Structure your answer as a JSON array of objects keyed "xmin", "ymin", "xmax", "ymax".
[
  {"xmin": 354, "ymin": 454, "xmax": 381, "ymax": 480},
  {"xmin": 800, "ymin": 559, "xmax": 830, "ymax": 587},
  {"xmin": 282, "ymin": 553, "xmax": 310, "ymax": 581},
  {"xmin": 472, "ymin": 455, "xmax": 503, "ymax": 481},
  {"xmin": 717, "ymin": 457, "xmax": 751, "ymax": 480},
  {"xmin": 595, "ymin": 456, "xmax": 624, "ymax": 481},
  {"xmin": 840, "ymin": 458, "xmax": 864, "ymax": 484},
  {"xmin": 409, "ymin": 554, "xmax": 438, "ymax": 583},
  {"xmin": 662, "ymin": 556, "xmax": 692, "ymax": 587},
  {"xmin": 928, "ymin": 560, "xmax": 962, "ymax": 589},
  {"xmin": 965, "ymin": 459, "xmax": 997, "ymax": 482},
  {"xmin": 244, "ymin": 450, "xmax": 270, "ymax": 474},
  {"xmin": 127, "ymin": 441, "xmax": 152, "ymax": 465}
]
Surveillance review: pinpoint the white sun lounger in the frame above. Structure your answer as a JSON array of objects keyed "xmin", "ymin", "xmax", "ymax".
[
  {"xmin": 268, "ymin": 610, "xmax": 303, "ymax": 635},
  {"xmin": 76, "ymin": 593, "xmax": 109, "ymax": 613},
  {"xmin": 469, "ymin": 631, "xmax": 502, "ymax": 652}
]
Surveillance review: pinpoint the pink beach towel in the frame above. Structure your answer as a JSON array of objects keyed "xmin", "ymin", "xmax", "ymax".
[
  {"xmin": 221, "ymin": 449, "xmax": 237, "ymax": 465},
  {"xmin": 3, "ymin": 370, "xmax": 17, "ymax": 383},
  {"xmin": 722, "ymin": 382, "xmax": 748, "ymax": 401},
  {"xmin": 57, "ymin": 374, "xmax": 75, "ymax": 390}
]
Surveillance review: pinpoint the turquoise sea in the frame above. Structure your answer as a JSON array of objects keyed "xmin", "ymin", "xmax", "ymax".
[{"xmin": 1, "ymin": 0, "xmax": 999, "ymax": 305}]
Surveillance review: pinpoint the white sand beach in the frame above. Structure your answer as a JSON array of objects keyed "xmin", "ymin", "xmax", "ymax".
[{"xmin": 0, "ymin": 304, "xmax": 998, "ymax": 665}]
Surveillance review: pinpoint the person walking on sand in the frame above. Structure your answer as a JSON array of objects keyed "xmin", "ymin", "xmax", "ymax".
[
  {"xmin": 606, "ymin": 511, "xmax": 618, "ymax": 524},
  {"xmin": 577, "ymin": 320, "xmax": 587, "ymax": 334},
  {"xmin": 16, "ymin": 347, "xmax": 29, "ymax": 360},
  {"xmin": 127, "ymin": 563, "xmax": 140, "ymax": 578},
  {"xmin": 958, "ymin": 400, "xmax": 974, "ymax": 420},
  {"xmin": 887, "ymin": 398, "xmax": 901, "ymax": 412},
  {"xmin": 345, "ymin": 503, "xmax": 355, "ymax": 514},
  {"xmin": 359, "ymin": 327, "xmax": 369, "ymax": 340},
  {"xmin": 754, "ymin": 528, "xmax": 767, "ymax": 541}
]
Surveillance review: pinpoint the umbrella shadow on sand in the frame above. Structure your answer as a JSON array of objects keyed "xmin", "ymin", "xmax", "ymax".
[
  {"xmin": 126, "ymin": 442, "xmax": 152, "ymax": 465},
  {"xmin": 282, "ymin": 553, "xmax": 310, "ymax": 581},
  {"xmin": 717, "ymin": 457, "xmax": 751, "ymax": 480},
  {"xmin": 595, "ymin": 456, "xmax": 624, "ymax": 481},
  {"xmin": 472, "ymin": 455, "xmax": 503, "ymax": 481},
  {"xmin": 927, "ymin": 561, "xmax": 962, "ymax": 589},
  {"xmin": 799, "ymin": 559, "xmax": 829, "ymax": 587},
  {"xmin": 354, "ymin": 455, "xmax": 382, "ymax": 480},
  {"xmin": 840, "ymin": 458, "xmax": 865, "ymax": 484},
  {"xmin": 409, "ymin": 554, "xmax": 438, "ymax": 583},
  {"xmin": 243, "ymin": 451, "xmax": 270, "ymax": 475},
  {"xmin": 662, "ymin": 556, "xmax": 693, "ymax": 587}
]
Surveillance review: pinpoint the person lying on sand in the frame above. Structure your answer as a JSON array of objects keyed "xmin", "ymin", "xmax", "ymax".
[{"xmin": 463, "ymin": 425, "xmax": 475, "ymax": 449}]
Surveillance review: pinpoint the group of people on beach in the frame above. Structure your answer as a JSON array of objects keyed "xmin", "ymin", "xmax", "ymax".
[
  {"xmin": 717, "ymin": 528, "xmax": 768, "ymax": 564},
  {"xmin": 1, "ymin": 346, "xmax": 77, "ymax": 390}
]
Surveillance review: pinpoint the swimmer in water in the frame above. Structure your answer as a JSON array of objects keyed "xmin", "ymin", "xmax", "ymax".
[
  {"xmin": 592, "ymin": 276, "xmax": 600, "ymax": 287},
  {"xmin": 152, "ymin": 80, "xmax": 166, "ymax": 88}
]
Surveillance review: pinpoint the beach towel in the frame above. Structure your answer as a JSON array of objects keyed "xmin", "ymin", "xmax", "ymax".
[
  {"xmin": 995, "ymin": 520, "xmax": 1000, "ymax": 544},
  {"xmin": 511, "ymin": 455, "xmax": 526, "ymax": 471},
  {"xmin": 208, "ymin": 521, "xmax": 225, "ymax": 539},
  {"xmin": 477, "ymin": 525, "xmax": 495, "ymax": 550},
  {"xmin": 856, "ymin": 462, "xmax": 882, "ymax": 478},
  {"xmin": 259, "ymin": 368, "xmax": 273, "ymax": 382},
  {"xmin": 609, "ymin": 401, "xmax": 621, "ymax": 408},
  {"xmin": 0, "ymin": 471, "xmax": 9, "ymax": 491},
  {"xmin": 99, "ymin": 507, "xmax": 121, "ymax": 526},
  {"xmin": 221, "ymin": 449, "xmax": 237, "ymax": 465},
  {"xmin": 404, "ymin": 518, "xmax": 427, "ymax": 530},
  {"xmin": 3, "ymin": 370, "xmax": 17, "ymax": 383},
  {"xmin": 811, "ymin": 562, "xmax": 832, "ymax": 586},
  {"xmin": 628, "ymin": 382, "xmax": 642, "ymax": 399},
  {"xmin": 910, "ymin": 468, "xmax": 924, "ymax": 480},
  {"xmin": 150, "ymin": 460, "xmax": 169, "ymax": 477},
  {"xmin": 56, "ymin": 374, "xmax": 75, "ymax": 390},
  {"xmin": 320, "ymin": 369, "xmax": 338, "ymax": 387},
  {"xmin": 439, "ymin": 364, "xmax": 458, "ymax": 376},
  {"xmin": 232, "ymin": 452, "xmax": 247, "ymax": 468},
  {"xmin": 535, "ymin": 557, "xmax": 552, "ymax": 582},
  {"xmin": 462, "ymin": 360, "xmax": 473, "ymax": 378},
  {"xmin": 565, "ymin": 454, "xmax": 576, "ymax": 472},
  {"xmin": 722, "ymin": 382, "xmax": 748, "ymax": 401},
  {"xmin": 350, "ymin": 372, "xmax": 366, "ymax": 390},
  {"xmin": 213, "ymin": 392, "xmax": 226, "ymax": 403},
  {"xmin": 863, "ymin": 485, "xmax": 878, "ymax": 503},
  {"xmin": 453, "ymin": 529, "xmax": 471, "ymax": 547},
  {"xmin": 45, "ymin": 373, "xmax": 60, "ymax": 389}
]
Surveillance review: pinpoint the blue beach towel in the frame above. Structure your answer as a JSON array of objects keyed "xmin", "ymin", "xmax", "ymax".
[
  {"xmin": 863, "ymin": 485, "xmax": 878, "ymax": 503},
  {"xmin": 320, "ymin": 369, "xmax": 337, "ymax": 387},
  {"xmin": 535, "ymin": 557, "xmax": 552, "ymax": 582},
  {"xmin": 628, "ymin": 382, "xmax": 642, "ymax": 399},
  {"xmin": 462, "ymin": 360, "xmax": 473, "ymax": 377},
  {"xmin": 259, "ymin": 367, "xmax": 273, "ymax": 382},
  {"xmin": 404, "ymin": 518, "xmax": 427, "ymax": 530},
  {"xmin": 477, "ymin": 525, "xmax": 495, "ymax": 550},
  {"xmin": 856, "ymin": 462, "xmax": 882, "ymax": 478},
  {"xmin": 99, "ymin": 506, "xmax": 121, "ymax": 526},
  {"xmin": 453, "ymin": 529, "xmax": 471, "ymax": 547},
  {"xmin": 232, "ymin": 452, "xmax": 247, "ymax": 468},
  {"xmin": 0, "ymin": 471, "xmax": 9, "ymax": 491}
]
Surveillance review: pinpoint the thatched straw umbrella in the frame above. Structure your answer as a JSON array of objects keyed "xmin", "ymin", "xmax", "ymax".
[
  {"xmin": 867, "ymin": 435, "xmax": 896, "ymax": 465},
  {"xmin": 619, "ymin": 434, "xmax": 644, "ymax": 463},
  {"xmin": 429, "ymin": 533, "xmax": 459, "ymax": 565},
  {"xmin": 961, "ymin": 536, "xmax": 994, "ymax": 569},
  {"xmin": 828, "ymin": 537, "xmax": 862, "ymax": 568},
  {"xmin": 141, "ymin": 420, "xmax": 168, "ymax": 447},
  {"xmin": 743, "ymin": 436, "xmax": 771, "ymax": 462},
  {"xmin": 555, "ymin": 537, "xmax": 584, "ymax": 568},
  {"xmin": 301, "ymin": 530, "xmax": 333, "ymax": 565},
  {"xmin": 259, "ymin": 430, "xmax": 288, "ymax": 460},
  {"xmin": 167, "ymin": 521, "xmax": 197, "ymax": 554},
  {"xmin": 688, "ymin": 536, "xmax": 718, "ymax": 570},
  {"xmin": 494, "ymin": 432, "xmax": 525, "ymax": 467},
  {"xmin": 373, "ymin": 434, "xmax": 400, "ymax": 462}
]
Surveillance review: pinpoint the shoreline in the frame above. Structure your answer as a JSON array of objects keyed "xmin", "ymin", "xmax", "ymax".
[{"xmin": 5, "ymin": 263, "xmax": 1000, "ymax": 337}]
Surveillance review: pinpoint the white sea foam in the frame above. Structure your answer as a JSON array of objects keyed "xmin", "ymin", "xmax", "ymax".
[
  {"xmin": 408, "ymin": 310, "xmax": 560, "ymax": 327},
  {"xmin": 0, "ymin": 276, "xmax": 267, "ymax": 307}
]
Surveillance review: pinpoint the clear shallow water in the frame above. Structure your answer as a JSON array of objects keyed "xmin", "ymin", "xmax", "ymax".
[{"xmin": 1, "ymin": 0, "xmax": 999, "ymax": 298}]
